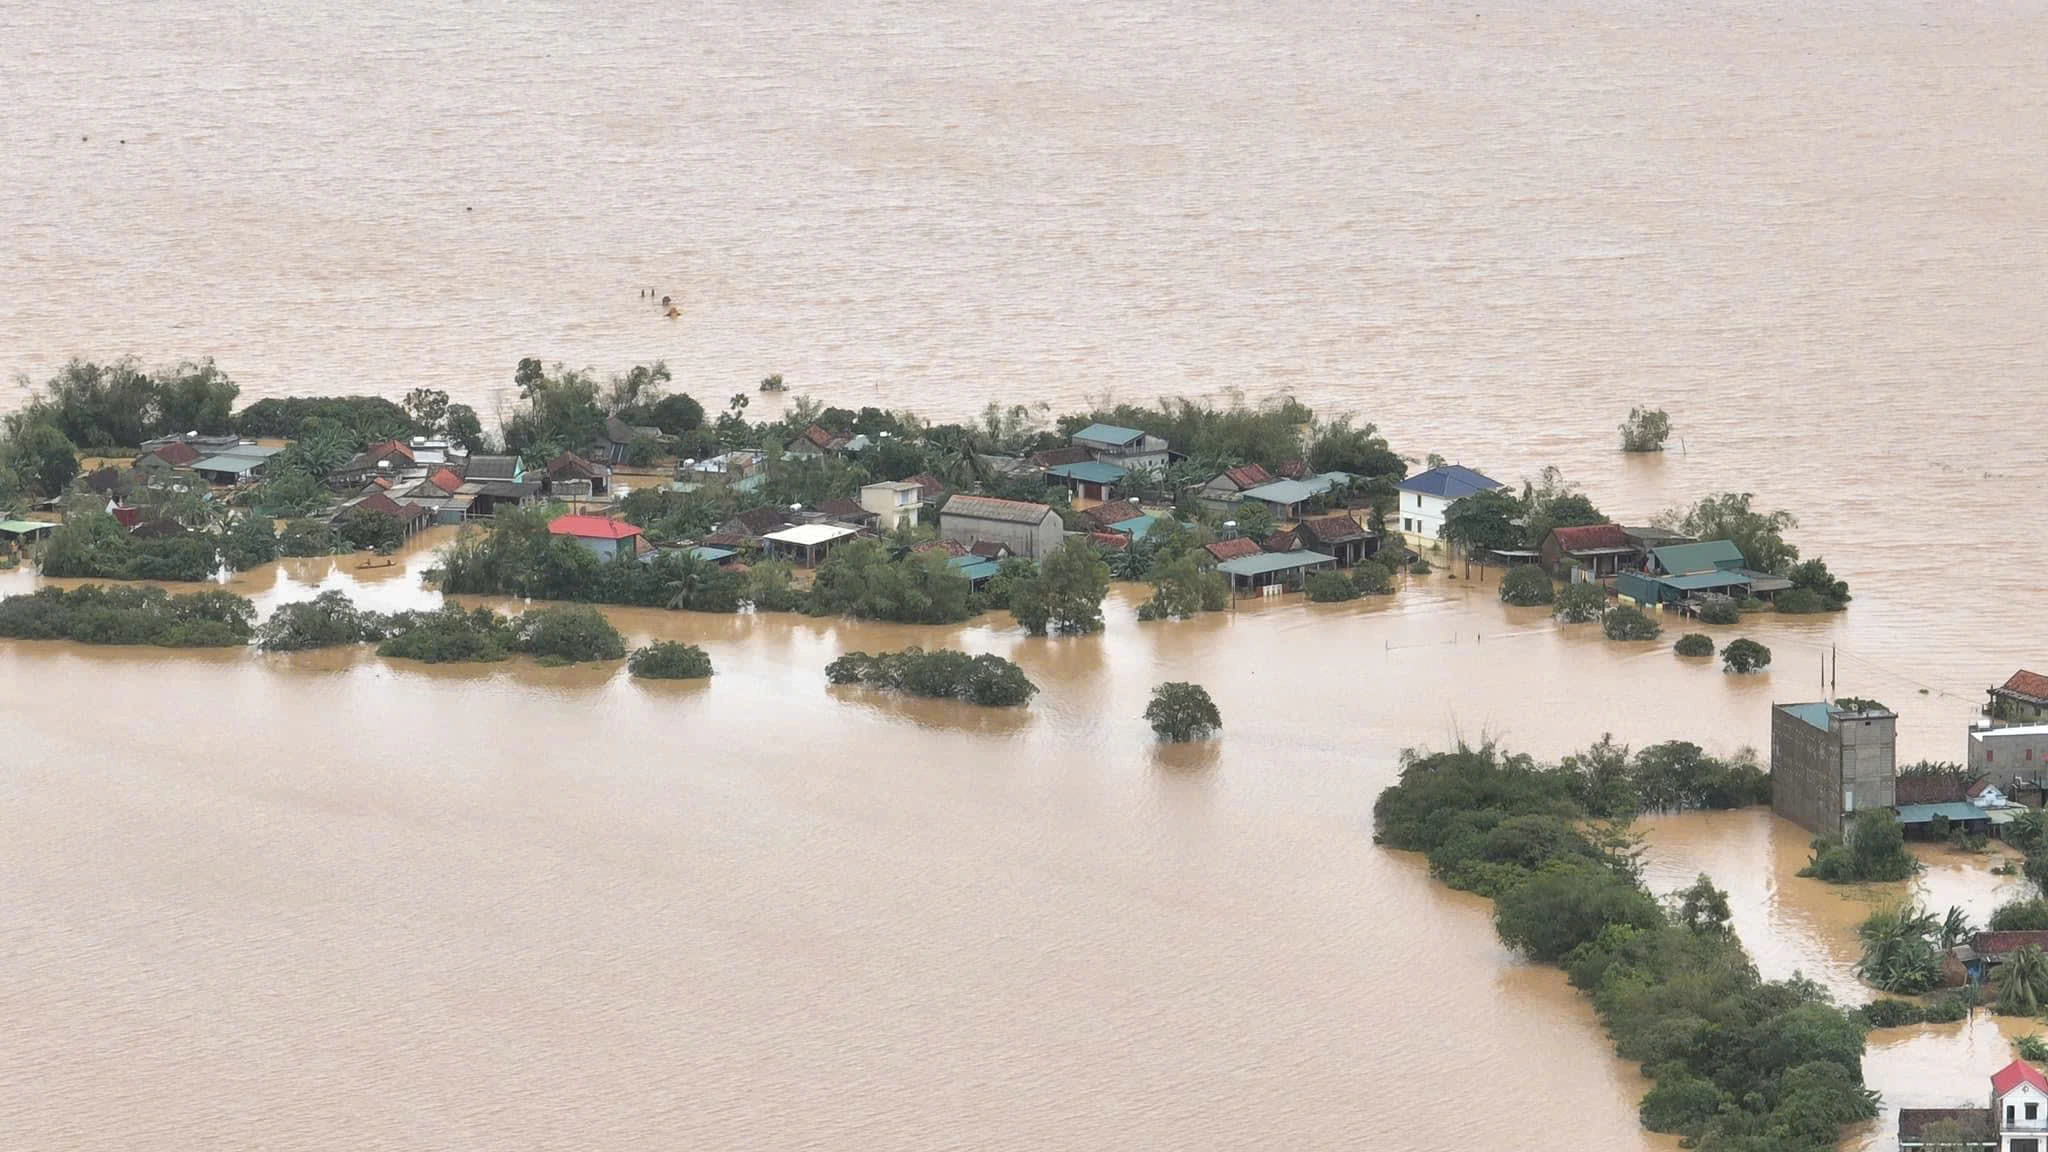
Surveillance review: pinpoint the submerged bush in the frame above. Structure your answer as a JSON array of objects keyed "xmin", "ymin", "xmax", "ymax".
[
  {"xmin": 277, "ymin": 519, "xmax": 344, "ymax": 557},
  {"xmin": 1498, "ymin": 565, "xmax": 1554, "ymax": 606},
  {"xmin": 257, "ymin": 591, "xmax": 395, "ymax": 651},
  {"xmin": 0, "ymin": 584, "xmax": 253, "ymax": 648},
  {"xmin": 1145, "ymin": 681, "xmax": 1222, "ymax": 742},
  {"xmin": 628, "ymin": 641, "xmax": 713, "ymax": 680},
  {"xmin": 1351, "ymin": 559, "xmax": 1395, "ymax": 595},
  {"xmin": 1602, "ymin": 605, "xmax": 1661, "ymax": 641},
  {"xmin": 1801, "ymin": 809, "xmax": 1917, "ymax": 884},
  {"xmin": 376, "ymin": 606, "xmax": 515, "ymax": 663},
  {"xmin": 1695, "ymin": 598, "xmax": 1740, "ymax": 625},
  {"xmin": 826, "ymin": 647, "xmax": 1037, "ymax": 707},
  {"xmin": 1305, "ymin": 570, "xmax": 1360, "ymax": 603},
  {"xmin": 1554, "ymin": 582, "xmax": 1607, "ymax": 623},
  {"xmin": 509, "ymin": 605, "xmax": 626, "ymax": 664},
  {"xmin": 1723, "ymin": 638, "xmax": 1772, "ymax": 673},
  {"xmin": 1673, "ymin": 633, "xmax": 1714, "ymax": 658}
]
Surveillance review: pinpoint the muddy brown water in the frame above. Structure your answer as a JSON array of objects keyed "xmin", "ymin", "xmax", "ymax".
[{"xmin": 5, "ymin": 0, "xmax": 2047, "ymax": 1147}]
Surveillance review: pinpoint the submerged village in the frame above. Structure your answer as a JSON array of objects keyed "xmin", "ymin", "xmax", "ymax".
[{"xmin": 1, "ymin": 357, "xmax": 2044, "ymax": 1151}]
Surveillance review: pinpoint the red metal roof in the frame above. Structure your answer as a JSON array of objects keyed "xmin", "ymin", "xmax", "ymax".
[
  {"xmin": 110, "ymin": 505, "xmax": 141, "ymax": 528},
  {"xmin": 1088, "ymin": 532, "xmax": 1130, "ymax": 552},
  {"xmin": 145, "ymin": 441, "xmax": 201, "ymax": 466},
  {"xmin": 1224, "ymin": 464, "xmax": 1272, "ymax": 489},
  {"xmin": 1204, "ymin": 538, "xmax": 1262, "ymax": 562},
  {"xmin": 1994, "ymin": 1059, "xmax": 2048, "ymax": 1097},
  {"xmin": 354, "ymin": 492, "xmax": 423, "ymax": 519},
  {"xmin": 425, "ymin": 467, "xmax": 464, "ymax": 494},
  {"xmin": 549, "ymin": 514, "xmax": 641, "ymax": 540},
  {"xmin": 2000, "ymin": 670, "xmax": 2048, "ymax": 704},
  {"xmin": 1297, "ymin": 515, "xmax": 1368, "ymax": 544},
  {"xmin": 368, "ymin": 439, "xmax": 414, "ymax": 463},
  {"xmin": 1973, "ymin": 931, "xmax": 2048, "ymax": 957},
  {"xmin": 1551, "ymin": 523, "xmax": 1631, "ymax": 552},
  {"xmin": 1274, "ymin": 459, "xmax": 1311, "ymax": 480}
]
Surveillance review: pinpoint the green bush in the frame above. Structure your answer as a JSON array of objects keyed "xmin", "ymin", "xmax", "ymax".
[
  {"xmin": 1145, "ymin": 681, "xmax": 1222, "ymax": 742},
  {"xmin": 38, "ymin": 511, "xmax": 218, "ymax": 582},
  {"xmin": 0, "ymin": 584, "xmax": 254, "ymax": 647},
  {"xmin": 337, "ymin": 506, "xmax": 407, "ymax": 553},
  {"xmin": 1554, "ymin": 582, "xmax": 1607, "ymax": 623},
  {"xmin": 825, "ymin": 647, "xmax": 1037, "ymax": 707},
  {"xmin": 628, "ymin": 641, "xmax": 713, "ymax": 680},
  {"xmin": 1695, "ymin": 598, "xmax": 1740, "ymax": 625},
  {"xmin": 1673, "ymin": 633, "xmax": 1714, "ymax": 657},
  {"xmin": 219, "ymin": 514, "xmax": 278, "ymax": 571},
  {"xmin": 1991, "ymin": 900, "xmax": 2048, "ymax": 932},
  {"xmin": 376, "ymin": 607, "xmax": 515, "ymax": 663},
  {"xmin": 1773, "ymin": 588, "xmax": 1831, "ymax": 614},
  {"xmin": 277, "ymin": 519, "xmax": 344, "ymax": 557},
  {"xmin": 1800, "ymin": 810, "xmax": 1917, "ymax": 884},
  {"xmin": 1305, "ymin": 570, "xmax": 1360, "ymax": 603},
  {"xmin": 1602, "ymin": 605, "xmax": 1661, "ymax": 641},
  {"xmin": 510, "ymin": 605, "xmax": 626, "ymax": 663},
  {"xmin": 1408, "ymin": 557, "xmax": 1432, "ymax": 575},
  {"xmin": 1498, "ymin": 565, "xmax": 1554, "ymax": 606},
  {"xmin": 1723, "ymin": 638, "xmax": 1772, "ymax": 673},
  {"xmin": 1351, "ymin": 559, "xmax": 1395, "ymax": 595}
]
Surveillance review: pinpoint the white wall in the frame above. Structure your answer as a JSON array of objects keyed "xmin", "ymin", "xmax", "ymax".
[{"xmin": 1397, "ymin": 491, "xmax": 1452, "ymax": 542}]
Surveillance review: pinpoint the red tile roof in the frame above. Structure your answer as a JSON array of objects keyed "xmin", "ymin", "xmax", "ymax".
[
  {"xmin": 1030, "ymin": 446, "xmax": 1094, "ymax": 468},
  {"xmin": 1224, "ymin": 463, "xmax": 1273, "ymax": 489},
  {"xmin": 2000, "ymin": 670, "xmax": 2048, "ymax": 704},
  {"xmin": 701, "ymin": 532, "xmax": 755, "ymax": 550},
  {"xmin": 549, "ymin": 514, "xmax": 641, "ymax": 540},
  {"xmin": 914, "ymin": 540, "xmax": 970, "ymax": 557},
  {"xmin": 1973, "ymin": 931, "xmax": 2048, "ymax": 958},
  {"xmin": 1297, "ymin": 515, "xmax": 1368, "ymax": 544},
  {"xmin": 1968, "ymin": 779, "xmax": 1994, "ymax": 798},
  {"xmin": 425, "ymin": 467, "xmax": 464, "ymax": 494},
  {"xmin": 904, "ymin": 473, "xmax": 946, "ymax": 500},
  {"xmin": 110, "ymin": 505, "xmax": 141, "ymax": 529},
  {"xmin": 1264, "ymin": 529, "xmax": 1299, "ymax": 552},
  {"xmin": 1551, "ymin": 523, "xmax": 1631, "ymax": 552},
  {"xmin": 1994, "ymin": 1059, "xmax": 2048, "ymax": 1097},
  {"xmin": 793, "ymin": 425, "xmax": 846, "ymax": 451},
  {"xmin": 354, "ymin": 492, "xmax": 421, "ymax": 519},
  {"xmin": 1274, "ymin": 459, "xmax": 1311, "ymax": 480},
  {"xmin": 144, "ymin": 441, "xmax": 201, "ymax": 467},
  {"xmin": 368, "ymin": 439, "xmax": 414, "ymax": 463},
  {"xmin": 546, "ymin": 451, "xmax": 604, "ymax": 480},
  {"xmin": 1204, "ymin": 538, "xmax": 1263, "ymax": 562},
  {"xmin": 1089, "ymin": 532, "xmax": 1130, "ymax": 552}
]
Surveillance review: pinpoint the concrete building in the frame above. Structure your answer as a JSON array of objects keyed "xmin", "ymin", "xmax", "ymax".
[
  {"xmin": 1970, "ymin": 723, "xmax": 2048, "ymax": 793},
  {"xmin": 1393, "ymin": 464, "xmax": 1502, "ymax": 543},
  {"xmin": 1898, "ymin": 1058, "xmax": 2048, "ymax": 1151},
  {"xmin": 937, "ymin": 495, "xmax": 1065, "ymax": 559},
  {"xmin": 1769, "ymin": 701, "xmax": 1898, "ymax": 836},
  {"xmin": 1989, "ymin": 670, "xmax": 2048, "ymax": 726},
  {"xmin": 859, "ymin": 481, "xmax": 923, "ymax": 531},
  {"xmin": 1071, "ymin": 424, "xmax": 1169, "ymax": 473}
]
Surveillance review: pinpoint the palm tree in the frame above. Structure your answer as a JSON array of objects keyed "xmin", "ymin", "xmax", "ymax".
[
  {"xmin": 1997, "ymin": 945, "xmax": 2048, "ymax": 1015},
  {"xmin": 1940, "ymin": 906, "xmax": 1973, "ymax": 952},
  {"xmin": 1857, "ymin": 904, "xmax": 1943, "ymax": 994}
]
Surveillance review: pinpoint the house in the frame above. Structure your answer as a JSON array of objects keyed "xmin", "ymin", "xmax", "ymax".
[
  {"xmin": 723, "ymin": 506, "xmax": 792, "ymax": 538},
  {"xmin": 816, "ymin": 498, "xmax": 875, "ymax": 527},
  {"xmin": 1618, "ymin": 540, "xmax": 1757, "ymax": 606},
  {"xmin": 0, "ymin": 519, "xmax": 57, "ymax": 546},
  {"xmin": 1970, "ymin": 724, "xmax": 2048, "ymax": 794},
  {"xmin": 329, "ymin": 440, "xmax": 417, "ymax": 487},
  {"xmin": 465, "ymin": 455, "xmax": 525, "ymax": 484},
  {"xmin": 761, "ymin": 523, "xmax": 857, "ymax": 567},
  {"xmin": 420, "ymin": 467, "xmax": 465, "ymax": 497},
  {"xmin": 1028, "ymin": 446, "xmax": 1096, "ymax": 471},
  {"xmin": 341, "ymin": 492, "xmax": 432, "ymax": 538},
  {"xmin": 680, "ymin": 450, "xmax": 766, "ymax": 491},
  {"xmin": 1990, "ymin": 671, "xmax": 2048, "ymax": 726},
  {"xmin": 1972, "ymin": 779, "xmax": 2011, "ymax": 808},
  {"xmin": 903, "ymin": 472, "xmax": 947, "ymax": 505},
  {"xmin": 1045, "ymin": 460, "xmax": 1127, "ymax": 502},
  {"xmin": 133, "ymin": 440, "xmax": 201, "ymax": 475},
  {"xmin": 1622, "ymin": 525, "xmax": 1695, "ymax": 552},
  {"xmin": 455, "ymin": 479, "xmax": 540, "ymax": 519},
  {"xmin": 784, "ymin": 424, "xmax": 855, "ymax": 459},
  {"xmin": 947, "ymin": 553, "xmax": 1003, "ymax": 590},
  {"xmin": 1213, "ymin": 550, "xmax": 1339, "ymax": 597},
  {"xmin": 405, "ymin": 436, "xmax": 462, "ymax": 467},
  {"xmin": 1898, "ymin": 1058, "xmax": 2048, "ymax": 1151},
  {"xmin": 1539, "ymin": 523, "xmax": 1641, "ymax": 581},
  {"xmin": 938, "ymin": 495, "xmax": 1065, "ymax": 559},
  {"xmin": 859, "ymin": 480, "xmax": 923, "ymax": 531},
  {"xmin": 191, "ymin": 444, "xmax": 285, "ymax": 486},
  {"xmin": 541, "ymin": 452, "xmax": 610, "ymax": 497},
  {"xmin": 1196, "ymin": 464, "xmax": 1276, "ymax": 514},
  {"xmin": 1394, "ymin": 464, "xmax": 1504, "ymax": 543},
  {"xmin": 1965, "ymin": 934, "xmax": 2048, "ymax": 985},
  {"xmin": 1071, "ymin": 423, "xmax": 1169, "ymax": 473},
  {"xmin": 1204, "ymin": 537, "xmax": 1263, "ymax": 564},
  {"xmin": 1769, "ymin": 701, "xmax": 1898, "ymax": 836},
  {"xmin": 1237, "ymin": 479, "xmax": 1318, "ymax": 522},
  {"xmin": 1895, "ymin": 802, "xmax": 1993, "ymax": 841},
  {"xmin": 548, "ymin": 514, "xmax": 643, "ymax": 561},
  {"xmin": 1293, "ymin": 515, "xmax": 1376, "ymax": 567},
  {"xmin": 597, "ymin": 415, "xmax": 665, "ymax": 466}
]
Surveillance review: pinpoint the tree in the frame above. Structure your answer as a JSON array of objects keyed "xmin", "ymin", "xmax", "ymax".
[
  {"xmin": 628, "ymin": 641, "xmax": 714, "ymax": 680},
  {"xmin": 509, "ymin": 605, "xmax": 626, "ymax": 664},
  {"xmin": 1997, "ymin": 945, "xmax": 2048, "ymax": 1015},
  {"xmin": 1440, "ymin": 488, "xmax": 1523, "ymax": 555},
  {"xmin": 1780, "ymin": 558, "xmax": 1851, "ymax": 613},
  {"xmin": 1554, "ymin": 582, "xmax": 1607, "ymax": 623},
  {"xmin": 1229, "ymin": 500, "xmax": 1273, "ymax": 543},
  {"xmin": 1602, "ymin": 605, "xmax": 1660, "ymax": 641},
  {"xmin": 825, "ymin": 648, "xmax": 1037, "ymax": 707},
  {"xmin": 1723, "ymin": 638, "xmax": 1772, "ymax": 673},
  {"xmin": 1305, "ymin": 569, "xmax": 1360, "ymax": 603},
  {"xmin": 1009, "ymin": 538, "xmax": 1109, "ymax": 636},
  {"xmin": 218, "ymin": 514, "xmax": 278, "ymax": 571},
  {"xmin": 1145, "ymin": 682, "xmax": 1222, "ymax": 742},
  {"xmin": 403, "ymin": 387, "xmax": 451, "ymax": 432},
  {"xmin": 1519, "ymin": 467, "xmax": 1605, "ymax": 548},
  {"xmin": 152, "ymin": 359, "xmax": 239, "ymax": 435},
  {"xmin": 1619, "ymin": 407, "xmax": 1671, "ymax": 452},
  {"xmin": 1493, "ymin": 859, "xmax": 1663, "ymax": 962},
  {"xmin": 1674, "ymin": 874, "xmax": 1733, "ymax": 937},
  {"xmin": 1940, "ymin": 906, "xmax": 1973, "ymax": 951},
  {"xmin": 1498, "ymin": 565, "xmax": 1553, "ymax": 606},
  {"xmin": 1991, "ymin": 900, "xmax": 2048, "ymax": 932},
  {"xmin": 1856, "ymin": 904, "xmax": 1943, "ymax": 994},
  {"xmin": 1138, "ymin": 552, "xmax": 1226, "ymax": 620},
  {"xmin": 1306, "ymin": 416, "xmax": 1404, "ymax": 479},
  {"xmin": 257, "ymin": 590, "xmax": 391, "ymax": 651},
  {"xmin": 1674, "ymin": 633, "xmax": 1714, "ymax": 657},
  {"xmin": 6, "ymin": 420, "xmax": 79, "ymax": 496},
  {"xmin": 443, "ymin": 404, "xmax": 486, "ymax": 451},
  {"xmin": 1659, "ymin": 492, "xmax": 1799, "ymax": 574}
]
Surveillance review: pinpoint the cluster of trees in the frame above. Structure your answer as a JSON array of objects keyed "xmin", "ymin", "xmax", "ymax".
[
  {"xmin": 0, "ymin": 584, "xmax": 254, "ymax": 647},
  {"xmin": 1007, "ymin": 539, "xmax": 1110, "ymax": 635},
  {"xmin": 1305, "ymin": 560, "xmax": 1396, "ymax": 603},
  {"xmin": 9, "ymin": 357, "xmax": 239, "ymax": 451},
  {"xmin": 1555, "ymin": 735, "xmax": 1772, "ymax": 819},
  {"xmin": 628, "ymin": 641, "xmax": 714, "ymax": 680},
  {"xmin": 1993, "ymin": 810, "xmax": 2048, "ymax": 892},
  {"xmin": 257, "ymin": 592, "xmax": 626, "ymax": 665},
  {"xmin": 38, "ymin": 510, "xmax": 221, "ymax": 581},
  {"xmin": 1145, "ymin": 682, "xmax": 1222, "ymax": 742},
  {"xmin": 1442, "ymin": 467, "xmax": 1607, "ymax": 555},
  {"xmin": 498, "ymin": 359, "xmax": 703, "ymax": 465},
  {"xmin": 1136, "ymin": 551, "xmax": 1228, "ymax": 620},
  {"xmin": 825, "ymin": 647, "xmax": 1038, "ymax": 707},
  {"xmin": 1373, "ymin": 742, "xmax": 1875, "ymax": 1151},
  {"xmin": 1602, "ymin": 604, "xmax": 1661, "ymax": 641},
  {"xmin": 1800, "ymin": 809, "xmax": 1918, "ymax": 883}
]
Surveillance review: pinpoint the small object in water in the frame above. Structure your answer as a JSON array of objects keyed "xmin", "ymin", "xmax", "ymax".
[
  {"xmin": 665, "ymin": 305, "xmax": 681, "ymax": 318},
  {"xmin": 661, "ymin": 295, "xmax": 672, "ymax": 307}
]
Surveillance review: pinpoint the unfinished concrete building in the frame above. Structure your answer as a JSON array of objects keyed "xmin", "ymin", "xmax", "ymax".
[{"xmin": 1770, "ymin": 701, "xmax": 1898, "ymax": 836}]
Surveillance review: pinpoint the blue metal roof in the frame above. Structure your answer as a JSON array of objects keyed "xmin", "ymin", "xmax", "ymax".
[
  {"xmin": 1239, "ymin": 479, "xmax": 1317, "ymax": 505},
  {"xmin": 1106, "ymin": 513, "xmax": 1158, "ymax": 540},
  {"xmin": 1783, "ymin": 702, "xmax": 1834, "ymax": 731},
  {"xmin": 1072, "ymin": 423, "xmax": 1147, "ymax": 447},
  {"xmin": 1214, "ymin": 550, "xmax": 1338, "ymax": 577},
  {"xmin": 951, "ymin": 558, "xmax": 1001, "ymax": 583},
  {"xmin": 1045, "ymin": 461, "xmax": 1129, "ymax": 484},
  {"xmin": 688, "ymin": 546, "xmax": 737, "ymax": 562},
  {"xmin": 1396, "ymin": 464, "xmax": 1502, "ymax": 498},
  {"xmin": 1896, "ymin": 802, "xmax": 1987, "ymax": 825}
]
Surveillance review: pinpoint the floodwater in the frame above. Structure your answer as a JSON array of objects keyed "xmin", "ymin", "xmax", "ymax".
[{"xmin": 4, "ymin": 0, "xmax": 2047, "ymax": 1148}]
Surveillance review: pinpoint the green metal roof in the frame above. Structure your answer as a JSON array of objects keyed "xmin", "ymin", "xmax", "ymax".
[
  {"xmin": 1045, "ymin": 461, "xmax": 1128, "ymax": 484},
  {"xmin": 951, "ymin": 558, "xmax": 1001, "ymax": 582},
  {"xmin": 1238, "ymin": 479, "xmax": 1317, "ymax": 505},
  {"xmin": 1895, "ymin": 802, "xmax": 1986, "ymax": 825},
  {"xmin": 688, "ymin": 546, "xmax": 736, "ymax": 562},
  {"xmin": 1651, "ymin": 539, "xmax": 1744, "ymax": 574},
  {"xmin": 0, "ymin": 519, "xmax": 55, "ymax": 535},
  {"xmin": 1106, "ymin": 513, "xmax": 1158, "ymax": 540},
  {"xmin": 1072, "ymin": 423, "xmax": 1147, "ymax": 447},
  {"xmin": 1214, "ymin": 550, "xmax": 1338, "ymax": 577},
  {"xmin": 1659, "ymin": 570, "xmax": 1752, "ymax": 592},
  {"xmin": 1783, "ymin": 702, "xmax": 1834, "ymax": 731}
]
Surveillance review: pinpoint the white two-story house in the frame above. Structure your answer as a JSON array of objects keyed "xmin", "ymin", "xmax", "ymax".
[
  {"xmin": 1394, "ymin": 464, "xmax": 1504, "ymax": 544},
  {"xmin": 1899, "ymin": 1058, "xmax": 2048, "ymax": 1151}
]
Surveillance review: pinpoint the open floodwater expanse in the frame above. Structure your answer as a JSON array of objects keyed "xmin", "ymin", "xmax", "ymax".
[{"xmin": 3, "ymin": 1, "xmax": 2045, "ymax": 1148}]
